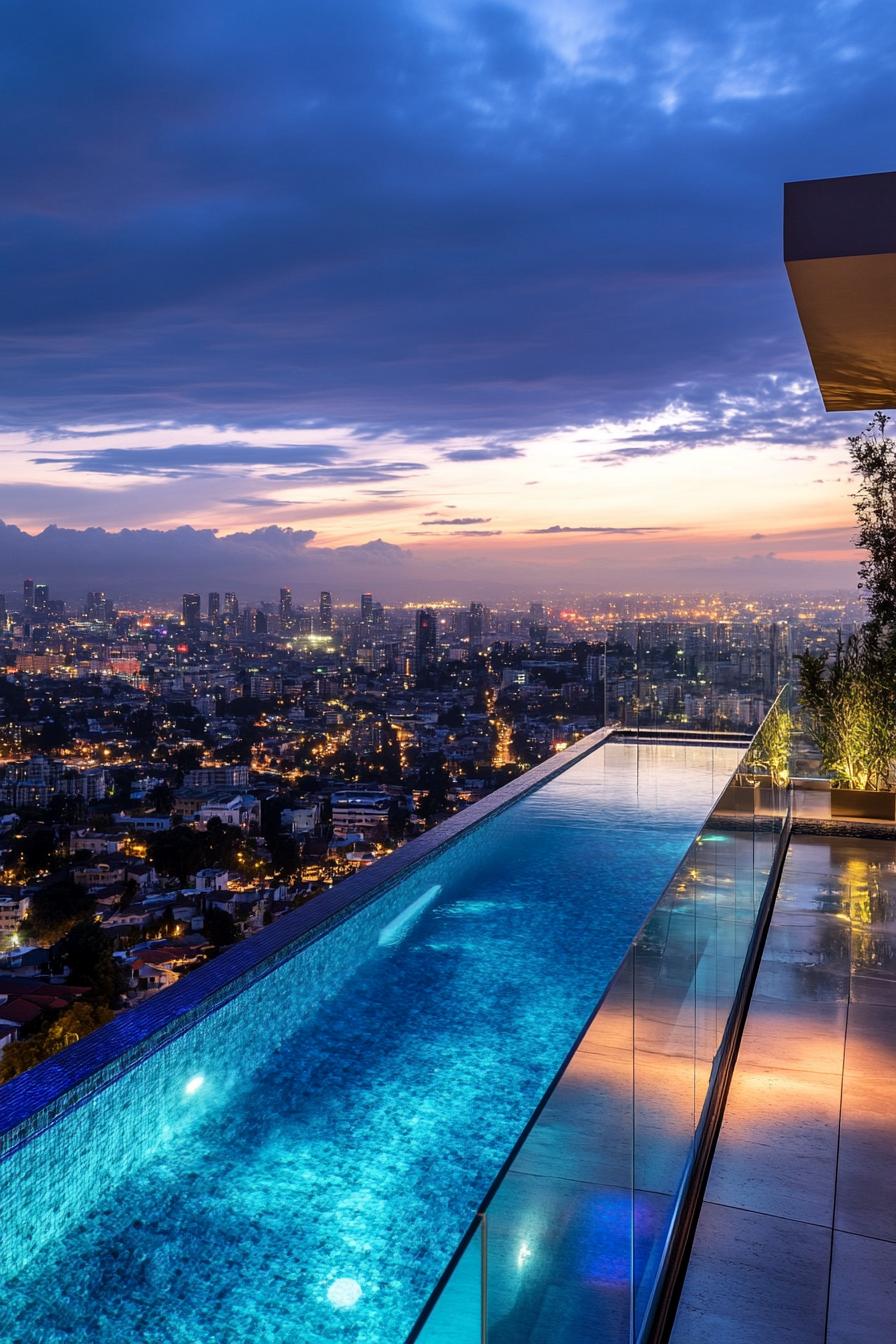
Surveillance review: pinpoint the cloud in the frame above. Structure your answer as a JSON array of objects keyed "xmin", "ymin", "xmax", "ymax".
[
  {"xmin": 584, "ymin": 383, "xmax": 855, "ymax": 467},
  {"xmin": 223, "ymin": 496, "xmax": 292, "ymax": 508},
  {"xmin": 441, "ymin": 446, "xmax": 523, "ymax": 462},
  {"xmin": 262, "ymin": 463, "xmax": 426, "ymax": 485},
  {"xmin": 32, "ymin": 441, "xmax": 346, "ymax": 477},
  {"xmin": 420, "ymin": 516, "xmax": 492, "ymax": 526},
  {"xmin": 731, "ymin": 551, "xmax": 780, "ymax": 564},
  {"xmin": 32, "ymin": 441, "xmax": 429, "ymax": 487},
  {"xmin": 450, "ymin": 529, "xmax": 502, "ymax": 536},
  {"xmin": 2, "ymin": 0, "xmax": 883, "ymax": 447},
  {"xmin": 0, "ymin": 521, "xmax": 411, "ymax": 601},
  {"xmin": 525, "ymin": 524, "xmax": 683, "ymax": 534}
]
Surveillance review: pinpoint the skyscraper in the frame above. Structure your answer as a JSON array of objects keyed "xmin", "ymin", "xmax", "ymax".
[
  {"xmin": 224, "ymin": 592, "xmax": 239, "ymax": 627},
  {"xmin": 319, "ymin": 590, "xmax": 332, "ymax": 632},
  {"xmin": 360, "ymin": 593, "xmax": 373, "ymax": 630},
  {"xmin": 415, "ymin": 608, "xmax": 437, "ymax": 676},
  {"xmin": 279, "ymin": 587, "xmax": 293, "ymax": 632},
  {"xmin": 469, "ymin": 601, "xmax": 487, "ymax": 644},
  {"xmin": 766, "ymin": 621, "xmax": 791, "ymax": 698},
  {"xmin": 23, "ymin": 578, "xmax": 34, "ymax": 612},
  {"xmin": 182, "ymin": 593, "xmax": 201, "ymax": 639},
  {"xmin": 33, "ymin": 583, "xmax": 49, "ymax": 615},
  {"xmin": 208, "ymin": 592, "xmax": 221, "ymax": 627}
]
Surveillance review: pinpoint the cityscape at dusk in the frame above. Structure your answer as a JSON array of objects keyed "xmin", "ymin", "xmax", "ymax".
[{"xmin": 2, "ymin": 3, "xmax": 896, "ymax": 1344}]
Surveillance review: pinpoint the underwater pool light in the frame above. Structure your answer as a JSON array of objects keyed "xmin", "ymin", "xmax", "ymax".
[
  {"xmin": 327, "ymin": 1277, "xmax": 362, "ymax": 1309},
  {"xmin": 184, "ymin": 1074, "xmax": 205, "ymax": 1097}
]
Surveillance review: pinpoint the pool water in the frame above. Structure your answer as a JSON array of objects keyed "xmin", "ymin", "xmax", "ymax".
[{"xmin": 0, "ymin": 741, "xmax": 739, "ymax": 1344}]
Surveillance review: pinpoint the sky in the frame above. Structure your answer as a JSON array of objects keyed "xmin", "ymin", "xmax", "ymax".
[{"xmin": 1, "ymin": 0, "xmax": 894, "ymax": 601}]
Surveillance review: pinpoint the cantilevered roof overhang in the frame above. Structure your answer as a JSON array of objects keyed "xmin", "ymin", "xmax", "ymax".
[{"xmin": 784, "ymin": 170, "xmax": 896, "ymax": 411}]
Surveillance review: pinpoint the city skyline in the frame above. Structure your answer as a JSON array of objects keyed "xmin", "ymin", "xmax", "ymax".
[{"xmin": 2, "ymin": 2, "xmax": 893, "ymax": 591}]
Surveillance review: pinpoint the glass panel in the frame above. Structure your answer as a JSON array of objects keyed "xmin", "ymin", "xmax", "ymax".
[
  {"xmin": 407, "ymin": 693, "xmax": 794, "ymax": 1344},
  {"xmin": 414, "ymin": 1218, "xmax": 483, "ymax": 1344},
  {"xmin": 631, "ymin": 836, "xmax": 699, "ymax": 1330},
  {"xmin": 484, "ymin": 955, "xmax": 635, "ymax": 1342}
]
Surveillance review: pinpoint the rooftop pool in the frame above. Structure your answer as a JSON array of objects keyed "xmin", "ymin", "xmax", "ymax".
[{"xmin": 0, "ymin": 736, "xmax": 742, "ymax": 1344}]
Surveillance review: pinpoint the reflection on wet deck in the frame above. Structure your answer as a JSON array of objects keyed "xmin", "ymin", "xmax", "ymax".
[{"xmin": 672, "ymin": 835, "xmax": 896, "ymax": 1344}]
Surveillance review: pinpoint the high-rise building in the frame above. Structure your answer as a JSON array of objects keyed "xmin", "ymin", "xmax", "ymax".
[
  {"xmin": 766, "ymin": 621, "xmax": 791, "ymax": 698},
  {"xmin": 0, "ymin": 594, "xmax": 6, "ymax": 629},
  {"xmin": 224, "ymin": 592, "xmax": 239, "ymax": 626},
  {"xmin": 33, "ymin": 583, "xmax": 49, "ymax": 615},
  {"xmin": 585, "ymin": 652, "xmax": 606, "ymax": 685},
  {"xmin": 415, "ymin": 608, "xmax": 437, "ymax": 675},
  {"xmin": 279, "ymin": 587, "xmax": 293, "ymax": 632},
  {"xmin": 360, "ymin": 593, "xmax": 373, "ymax": 629},
  {"xmin": 208, "ymin": 592, "xmax": 221, "ymax": 627},
  {"xmin": 23, "ymin": 579, "xmax": 34, "ymax": 612},
  {"xmin": 182, "ymin": 593, "xmax": 201, "ymax": 639},
  {"xmin": 319, "ymin": 590, "xmax": 332, "ymax": 632},
  {"xmin": 469, "ymin": 601, "xmax": 487, "ymax": 643},
  {"xmin": 85, "ymin": 591, "xmax": 114, "ymax": 623}
]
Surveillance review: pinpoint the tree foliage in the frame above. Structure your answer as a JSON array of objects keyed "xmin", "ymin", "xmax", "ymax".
[
  {"xmin": 20, "ymin": 881, "xmax": 96, "ymax": 946},
  {"xmin": 743, "ymin": 698, "xmax": 793, "ymax": 787},
  {"xmin": 147, "ymin": 818, "xmax": 243, "ymax": 883},
  {"xmin": 797, "ymin": 415, "xmax": 896, "ymax": 789},
  {"xmin": 798, "ymin": 634, "xmax": 896, "ymax": 790},
  {"xmin": 60, "ymin": 918, "xmax": 124, "ymax": 1004},
  {"xmin": 850, "ymin": 412, "xmax": 896, "ymax": 638},
  {"xmin": 204, "ymin": 906, "xmax": 240, "ymax": 948},
  {"xmin": 0, "ymin": 1001, "xmax": 115, "ymax": 1085}
]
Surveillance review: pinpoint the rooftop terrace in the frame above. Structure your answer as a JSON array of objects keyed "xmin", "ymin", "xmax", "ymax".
[{"xmin": 673, "ymin": 833, "xmax": 896, "ymax": 1344}]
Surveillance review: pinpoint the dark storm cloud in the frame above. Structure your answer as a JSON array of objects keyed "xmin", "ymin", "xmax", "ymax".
[{"xmin": 1, "ymin": 0, "xmax": 892, "ymax": 444}]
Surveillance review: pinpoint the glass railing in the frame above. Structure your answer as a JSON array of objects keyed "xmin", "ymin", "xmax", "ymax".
[{"xmin": 407, "ymin": 688, "xmax": 793, "ymax": 1344}]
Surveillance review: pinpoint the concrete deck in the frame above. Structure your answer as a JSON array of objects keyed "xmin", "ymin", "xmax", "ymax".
[{"xmin": 672, "ymin": 834, "xmax": 896, "ymax": 1344}]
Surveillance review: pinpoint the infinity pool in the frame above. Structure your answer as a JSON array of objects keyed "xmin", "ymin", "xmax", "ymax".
[{"xmin": 0, "ymin": 739, "xmax": 740, "ymax": 1344}]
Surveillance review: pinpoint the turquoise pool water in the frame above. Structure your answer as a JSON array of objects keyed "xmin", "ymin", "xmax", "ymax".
[{"xmin": 0, "ymin": 740, "xmax": 739, "ymax": 1344}]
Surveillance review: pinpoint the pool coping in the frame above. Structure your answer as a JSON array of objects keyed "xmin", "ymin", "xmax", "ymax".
[{"xmin": 0, "ymin": 726, "xmax": 747, "ymax": 1159}]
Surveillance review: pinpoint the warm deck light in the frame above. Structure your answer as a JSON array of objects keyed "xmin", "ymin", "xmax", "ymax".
[
  {"xmin": 184, "ymin": 1074, "xmax": 205, "ymax": 1096},
  {"xmin": 327, "ymin": 1277, "xmax": 362, "ymax": 1309}
]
